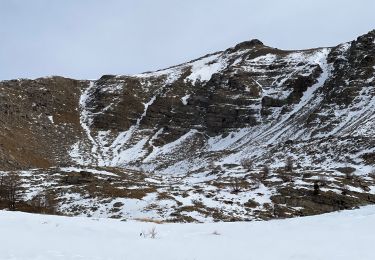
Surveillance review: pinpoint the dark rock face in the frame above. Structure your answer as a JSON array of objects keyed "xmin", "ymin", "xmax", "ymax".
[
  {"xmin": 271, "ymin": 186, "xmax": 375, "ymax": 215},
  {"xmin": 231, "ymin": 39, "xmax": 264, "ymax": 52}
]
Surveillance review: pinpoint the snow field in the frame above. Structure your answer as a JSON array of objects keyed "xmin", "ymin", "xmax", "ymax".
[{"xmin": 1, "ymin": 206, "xmax": 375, "ymax": 260}]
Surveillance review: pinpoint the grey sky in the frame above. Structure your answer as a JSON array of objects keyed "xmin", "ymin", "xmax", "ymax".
[{"xmin": 1, "ymin": 0, "xmax": 374, "ymax": 80}]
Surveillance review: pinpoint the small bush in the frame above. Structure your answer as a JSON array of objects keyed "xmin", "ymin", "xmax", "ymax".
[
  {"xmin": 261, "ymin": 165, "xmax": 270, "ymax": 179},
  {"xmin": 240, "ymin": 158, "xmax": 253, "ymax": 170},
  {"xmin": 368, "ymin": 170, "xmax": 375, "ymax": 179},
  {"xmin": 345, "ymin": 171, "xmax": 353, "ymax": 180},
  {"xmin": 251, "ymin": 179, "xmax": 260, "ymax": 190},
  {"xmin": 285, "ymin": 156, "xmax": 293, "ymax": 172},
  {"xmin": 140, "ymin": 227, "xmax": 158, "ymax": 239},
  {"xmin": 318, "ymin": 174, "xmax": 328, "ymax": 186},
  {"xmin": 0, "ymin": 172, "xmax": 22, "ymax": 210},
  {"xmin": 342, "ymin": 185, "xmax": 349, "ymax": 195},
  {"xmin": 230, "ymin": 178, "xmax": 242, "ymax": 193},
  {"xmin": 29, "ymin": 191, "xmax": 58, "ymax": 214},
  {"xmin": 149, "ymin": 226, "xmax": 157, "ymax": 239},
  {"xmin": 313, "ymin": 181, "xmax": 320, "ymax": 195}
]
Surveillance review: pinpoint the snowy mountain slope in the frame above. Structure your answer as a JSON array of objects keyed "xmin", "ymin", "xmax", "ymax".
[
  {"xmin": 2, "ymin": 165, "xmax": 372, "ymax": 222},
  {"xmin": 0, "ymin": 30, "xmax": 374, "ymax": 221},
  {"xmin": 66, "ymin": 31, "xmax": 375, "ymax": 175},
  {"xmin": 1, "ymin": 206, "xmax": 375, "ymax": 260}
]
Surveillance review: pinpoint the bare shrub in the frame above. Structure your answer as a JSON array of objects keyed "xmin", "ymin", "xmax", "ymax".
[
  {"xmin": 212, "ymin": 230, "xmax": 221, "ymax": 235},
  {"xmin": 230, "ymin": 178, "xmax": 242, "ymax": 193},
  {"xmin": 30, "ymin": 191, "xmax": 58, "ymax": 214},
  {"xmin": 358, "ymin": 180, "xmax": 371, "ymax": 192},
  {"xmin": 318, "ymin": 174, "xmax": 328, "ymax": 186},
  {"xmin": 345, "ymin": 171, "xmax": 353, "ymax": 180},
  {"xmin": 342, "ymin": 185, "xmax": 349, "ymax": 195},
  {"xmin": 251, "ymin": 179, "xmax": 260, "ymax": 190},
  {"xmin": 313, "ymin": 181, "xmax": 320, "ymax": 195},
  {"xmin": 285, "ymin": 156, "xmax": 293, "ymax": 172},
  {"xmin": 0, "ymin": 175, "xmax": 6, "ymax": 200},
  {"xmin": 149, "ymin": 226, "xmax": 157, "ymax": 239},
  {"xmin": 240, "ymin": 158, "xmax": 253, "ymax": 170},
  {"xmin": 209, "ymin": 161, "xmax": 221, "ymax": 174},
  {"xmin": 140, "ymin": 227, "xmax": 158, "ymax": 239},
  {"xmin": 261, "ymin": 165, "xmax": 270, "ymax": 179},
  {"xmin": 0, "ymin": 172, "xmax": 22, "ymax": 210},
  {"xmin": 281, "ymin": 175, "xmax": 293, "ymax": 182},
  {"xmin": 134, "ymin": 218, "xmax": 163, "ymax": 224},
  {"xmin": 368, "ymin": 170, "xmax": 375, "ymax": 179},
  {"xmin": 209, "ymin": 161, "xmax": 216, "ymax": 169}
]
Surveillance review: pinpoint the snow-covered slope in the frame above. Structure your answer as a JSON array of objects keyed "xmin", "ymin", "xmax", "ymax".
[
  {"xmin": 1, "ymin": 206, "xmax": 375, "ymax": 260},
  {"xmin": 0, "ymin": 30, "xmax": 375, "ymax": 221},
  {"xmin": 65, "ymin": 31, "xmax": 375, "ymax": 176}
]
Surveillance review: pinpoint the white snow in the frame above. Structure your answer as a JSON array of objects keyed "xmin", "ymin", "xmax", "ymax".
[
  {"xmin": 76, "ymin": 81, "xmax": 101, "ymax": 164},
  {"xmin": 330, "ymin": 87, "xmax": 375, "ymax": 137},
  {"xmin": 260, "ymin": 48, "xmax": 331, "ymax": 144},
  {"xmin": 186, "ymin": 53, "xmax": 227, "ymax": 84},
  {"xmin": 181, "ymin": 94, "xmax": 190, "ymax": 105},
  {"xmin": 58, "ymin": 167, "xmax": 118, "ymax": 177},
  {"xmin": 144, "ymin": 129, "xmax": 198, "ymax": 162},
  {"xmin": 115, "ymin": 138, "xmax": 148, "ymax": 165},
  {"xmin": 68, "ymin": 143, "xmax": 85, "ymax": 165},
  {"xmin": 1, "ymin": 206, "xmax": 375, "ymax": 260},
  {"xmin": 138, "ymin": 96, "xmax": 157, "ymax": 125},
  {"xmin": 245, "ymin": 53, "xmax": 277, "ymax": 73},
  {"xmin": 135, "ymin": 66, "xmax": 183, "ymax": 85},
  {"xmin": 47, "ymin": 115, "xmax": 54, "ymax": 124},
  {"xmin": 207, "ymin": 128, "xmax": 250, "ymax": 151}
]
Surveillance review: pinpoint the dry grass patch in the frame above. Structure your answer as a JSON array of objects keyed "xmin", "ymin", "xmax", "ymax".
[{"xmin": 134, "ymin": 217, "xmax": 164, "ymax": 224}]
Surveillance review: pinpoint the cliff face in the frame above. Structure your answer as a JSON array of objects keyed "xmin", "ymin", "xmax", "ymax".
[{"xmin": 0, "ymin": 30, "xmax": 374, "ymax": 221}]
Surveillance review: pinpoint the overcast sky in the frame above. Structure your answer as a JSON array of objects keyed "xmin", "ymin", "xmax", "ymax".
[{"xmin": 1, "ymin": 0, "xmax": 374, "ymax": 80}]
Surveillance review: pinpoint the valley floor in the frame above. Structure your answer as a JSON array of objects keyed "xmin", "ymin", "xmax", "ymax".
[{"xmin": 1, "ymin": 206, "xmax": 374, "ymax": 260}]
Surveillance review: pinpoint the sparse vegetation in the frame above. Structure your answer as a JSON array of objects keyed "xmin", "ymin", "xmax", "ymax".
[
  {"xmin": 0, "ymin": 172, "xmax": 22, "ymax": 210},
  {"xmin": 285, "ymin": 156, "xmax": 293, "ymax": 173},
  {"xmin": 240, "ymin": 158, "xmax": 253, "ymax": 171},
  {"xmin": 0, "ymin": 163, "xmax": 374, "ymax": 222},
  {"xmin": 230, "ymin": 178, "xmax": 242, "ymax": 193},
  {"xmin": 261, "ymin": 165, "xmax": 270, "ymax": 179},
  {"xmin": 318, "ymin": 174, "xmax": 328, "ymax": 186},
  {"xmin": 345, "ymin": 171, "xmax": 354, "ymax": 180},
  {"xmin": 313, "ymin": 181, "xmax": 320, "ymax": 195},
  {"xmin": 141, "ymin": 227, "xmax": 158, "ymax": 239},
  {"xmin": 149, "ymin": 226, "xmax": 157, "ymax": 239},
  {"xmin": 29, "ymin": 191, "xmax": 58, "ymax": 214},
  {"xmin": 251, "ymin": 179, "xmax": 261, "ymax": 190},
  {"xmin": 369, "ymin": 170, "xmax": 375, "ymax": 179},
  {"xmin": 134, "ymin": 218, "xmax": 164, "ymax": 224},
  {"xmin": 342, "ymin": 185, "xmax": 349, "ymax": 195}
]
